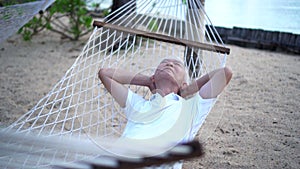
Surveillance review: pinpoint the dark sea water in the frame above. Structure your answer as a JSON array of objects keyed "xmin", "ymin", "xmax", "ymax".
[
  {"xmin": 205, "ymin": 0, "xmax": 300, "ymax": 34},
  {"xmin": 89, "ymin": 0, "xmax": 300, "ymax": 34}
]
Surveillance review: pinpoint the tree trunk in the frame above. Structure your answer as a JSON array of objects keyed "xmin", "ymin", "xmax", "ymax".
[
  {"xmin": 111, "ymin": 0, "xmax": 132, "ymax": 13},
  {"xmin": 107, "ymin": 0, "xmax": 136, "ymax": 22},
  {"xmin": 102, "ymin": 0, "xmax": 136, "ymax": 51}
]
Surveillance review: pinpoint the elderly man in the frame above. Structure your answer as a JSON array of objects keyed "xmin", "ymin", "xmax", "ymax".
[
  {"xmin": 98, "ymin": 58, "xmax": 232, "ymax": 167},
  {"xmin": 99, "ymin": 58, "xmax": 232, "ymax": 142},
  {"xmin": 98, "ymin": 58, "xmax": 232, "ymax": 168}
]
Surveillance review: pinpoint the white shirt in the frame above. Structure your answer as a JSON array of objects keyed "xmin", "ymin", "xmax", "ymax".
[{"xmin": 122, "ymin": 89, "xmax": 216, "ymax": 144}]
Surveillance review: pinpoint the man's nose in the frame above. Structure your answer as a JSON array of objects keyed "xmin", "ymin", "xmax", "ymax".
[{"xmin": 166, "ymin": 62, "xmax": 174, "ymax": 67}]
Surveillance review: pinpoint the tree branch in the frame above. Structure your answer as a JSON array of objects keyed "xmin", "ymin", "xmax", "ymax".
[{"xmin": 49, "ymin": 27, "xmax": 74, "ymax": 40}]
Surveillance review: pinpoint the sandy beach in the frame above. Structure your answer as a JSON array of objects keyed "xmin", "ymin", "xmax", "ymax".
[{"xmin": 0, "ymin": 29, "xmax": 299, "ymax": 169}]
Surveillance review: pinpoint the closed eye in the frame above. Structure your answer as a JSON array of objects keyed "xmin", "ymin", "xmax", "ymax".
[{"xmin": 173, "ymin": 61, "xmax": 184, "ymax": 67}]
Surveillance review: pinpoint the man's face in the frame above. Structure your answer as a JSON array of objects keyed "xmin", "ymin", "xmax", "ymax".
[{"xmin": 154, "ymin": 59, "xmax": 187, "ymax": 86}]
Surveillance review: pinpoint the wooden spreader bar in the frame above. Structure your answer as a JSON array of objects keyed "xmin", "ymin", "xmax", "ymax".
[{"xmin": 93, "ymin": 21, "xmax": 230, "ymax": 55}]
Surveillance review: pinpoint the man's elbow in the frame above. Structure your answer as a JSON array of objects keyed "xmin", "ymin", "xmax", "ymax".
[
  {"xmin": 224, "ymin": 66, "xmax": 233, "ymax": 84},
  {"xmin": 98, "ymin": 68, "xmax": 108, "ymax": 80}
]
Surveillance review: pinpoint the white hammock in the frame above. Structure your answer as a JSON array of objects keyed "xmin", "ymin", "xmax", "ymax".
[
  {"xmin": 0, "ymin": 0, "xmax": 55, "ymax": 43},
  {"xmin": 2, "ymin": 0, "xmax": 229, "ymax": 168}
]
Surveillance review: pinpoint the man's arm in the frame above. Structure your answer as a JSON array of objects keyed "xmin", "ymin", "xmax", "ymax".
[
  {"xmin": 98, "ymin": 68, "xmax": 153, "ymax": 107},
  {"xmin": 180, "ymin": 67, "xmax": 232, "ymax": 99}
]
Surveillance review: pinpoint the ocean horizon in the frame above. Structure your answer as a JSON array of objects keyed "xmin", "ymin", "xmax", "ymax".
[
  {"xmin": 205, "ymin": 0, "xmax": 300, "ymax": 35},
  {"xmin": 88, "ymin": 0, "xmax": 300, "ymax": 35}
]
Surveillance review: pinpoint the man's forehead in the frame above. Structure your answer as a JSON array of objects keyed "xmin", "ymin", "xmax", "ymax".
[{"xmin": 161, "ymin": 58, "xmax": 184, "ymax": 65}]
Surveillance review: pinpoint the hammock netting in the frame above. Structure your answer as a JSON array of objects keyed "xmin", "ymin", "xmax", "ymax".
[
  {"xmin": 1, "ymin": 0, "xmax": 229, "ymax": 168},
  {"xmin": 0, "ymin": 0, "xmax": 55, "ymax": 43}
]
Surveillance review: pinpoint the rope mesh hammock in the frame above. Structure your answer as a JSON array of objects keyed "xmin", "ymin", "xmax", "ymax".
[{"xmin": 2, "ymin": 0, "xmax": 229, "ymax": 168}]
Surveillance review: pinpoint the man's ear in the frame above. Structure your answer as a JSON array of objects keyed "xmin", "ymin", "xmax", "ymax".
[
  {"xmin": 149, "ymin": 75, "xmax": 156, "ymax": 94},
  {"xmin": 177, "ymin": 82, "xmax": 188, "ymax": 96},
  {"xmin": 181, "ymin": 82, "xmax": 188, "ymax": 89},
  {"xmin": 150, "ymin": 75, "xmax": 155, "ymax": 82}
]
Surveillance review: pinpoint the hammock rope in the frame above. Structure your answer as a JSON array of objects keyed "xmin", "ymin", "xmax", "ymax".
[{"xmin": 2, "ymin": 0, "xmax": 229, "ymax": 168}]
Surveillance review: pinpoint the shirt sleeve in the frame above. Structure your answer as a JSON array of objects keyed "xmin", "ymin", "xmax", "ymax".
[
  {"xmin": 189, "ymin": 94, "xmax": 217, "ymax": 139},
  {"xmin": 124, "ymin": 89, "xmax": 146, "ymax": 117}
]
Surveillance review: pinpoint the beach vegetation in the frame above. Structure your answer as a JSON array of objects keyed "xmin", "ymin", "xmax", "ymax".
[
  {"xmin": 148, "ymin": 19, "xmax": 159, "ymax": 32},
  {"xmin": 18, "ymin": 0, "xmax": 93, "ymax": 41}
]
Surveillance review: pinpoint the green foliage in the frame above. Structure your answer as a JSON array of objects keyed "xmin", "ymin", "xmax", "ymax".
[
  {"xmin": 18, "ymin": 14, "xmax": 45, "ymax": 41},
  {"xmin": 148, "ymin": 19, "xmax": 158, "ymax": 32},
  {"xmin": 102, "ymin": 9, "xmax": 110, "ymax": 17},
  {"xmin": 18, "ymin": 0, "xmax": 93, "ymax": 41},
  {"xmin": 2, "ymin": 13, "xmax": 10, "ymax": 20},
  {"xmin": 146, "ymin": 2, "xmax": 159, "ymax": 32},
  {"xmin": 91, "ymin": 2, "xmax": 100, "ymax": 10}
]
